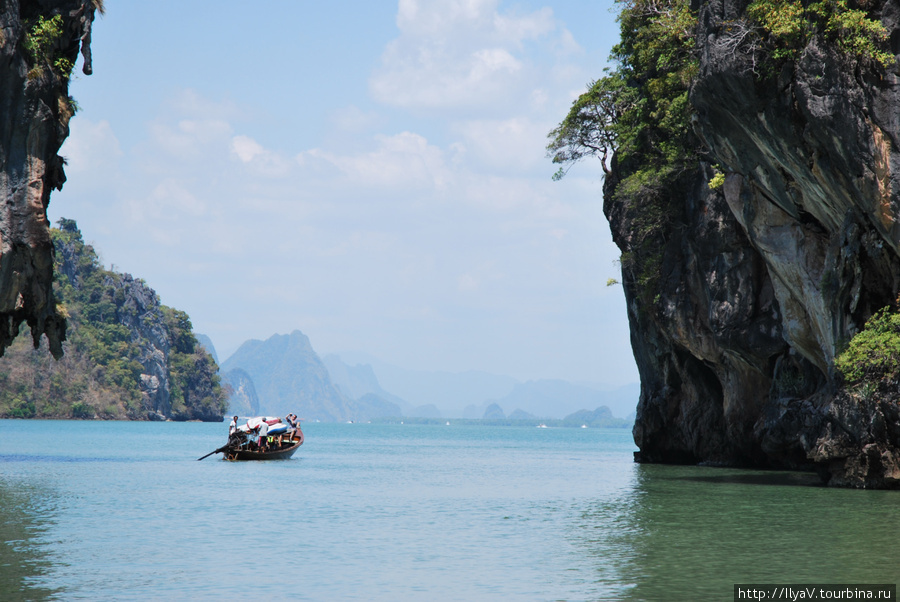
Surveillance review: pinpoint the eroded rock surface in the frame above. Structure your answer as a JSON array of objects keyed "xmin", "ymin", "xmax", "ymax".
[{"xmin": 0, "ymin": 1, "xmax": 101, "ymax": 357}]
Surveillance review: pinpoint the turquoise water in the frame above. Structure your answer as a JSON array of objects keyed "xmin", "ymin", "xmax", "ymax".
[{"xmin": 0, "ymin": 420, "xmax": 897, "ymax": 601}]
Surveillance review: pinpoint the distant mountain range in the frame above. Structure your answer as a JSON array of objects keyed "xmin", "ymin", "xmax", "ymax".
[
  {"xmin": 469, "ymin": 380, "xmax": 640, "ymax": 421},
  {"xmin": 330, "ymin": 351, "xmax": 518, "ymax": 415},
  {"xmin": 208, "ymin": 330, "xmax": 638, "ymax": 423},
  {"xmin": 321, "ymin": 355, "xmax": 411, "ymax": 413},
  {"xmin": 216, "ymin": 331, "xmax": 401, "ymax": 422}
]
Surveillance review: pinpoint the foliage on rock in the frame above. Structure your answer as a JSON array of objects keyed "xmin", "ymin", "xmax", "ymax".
[
  {"xmin": 835, "ymin": 306, "xmax": 900, "ymax": 386},
  {"xmin": 0, "ymin": 220, "xmax": 226, "ymax": 421},
  {"xmin": 547, "ymin": 0, "xmax": 698, "ymax": 184},
  {"xmin": 22, "ymin": 14, "xmax": 72, "ymax": 79},
  {"xmin": 746, "ymin": 0, "xmax": 893, "ymax": 67}
]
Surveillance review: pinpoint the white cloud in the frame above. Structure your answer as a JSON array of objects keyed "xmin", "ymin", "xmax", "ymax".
[
  {"xmin": 458, "ymin": 273, "xmax": 479, "ymax": 291},
  {"xmin": 329, "ymin": 105, "xmax": 385, "ymax": 133},
  {"xmin": 454, "ymin": 117, "xmax": 549, "ymax": 173},
  {"xmin": 166, "ymin": 88, "xmax": 239, "ymax": 122},
  {"xmin": 371, "ymin": 0, "xmax": 566, "ymax": 110},
  {"xmin": 122, "ymin": 179, "xmax": 208, "ymax": 242},
  {"xmin": 471, "ymin": 47, "xmax": 521, "ymax": 76},
  {"xmin": 493, "ymin": 7, "xmax": 555, "ymax": 45},
  {"xmin": 231, "ymin": 135, "xmax": 264, "ymax": 163},
  {"xmin": 299, "ymin": 131, "xmax": 452, "ymax": 191},
  {"xmin": 149, "ymin": 118, "xmax": 232, "ymax": 162},
  {"xmin": 230, "ymin": 135, "xmax": 292, "ymax": 176},
  {"xmin": 396, "ymin": 0, "xmax": 498, "ymax": 36}
]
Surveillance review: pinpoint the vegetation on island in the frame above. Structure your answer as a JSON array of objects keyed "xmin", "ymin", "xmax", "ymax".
[
  {"xmin": 0, "ymin": 220, "xmax": 225, "ymax": 420},
  {"xmin": 22, "ymin": 14, "xmax": 73, "ymax": 79}
]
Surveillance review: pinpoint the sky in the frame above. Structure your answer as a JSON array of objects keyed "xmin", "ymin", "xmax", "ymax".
[{"xmin": 54, "ymin": 0, "xmax": 637, "ymax": 385}]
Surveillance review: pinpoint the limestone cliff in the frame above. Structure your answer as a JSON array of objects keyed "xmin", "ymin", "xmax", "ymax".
[
  {"xmin": 0, "ymin": 1, "xmax": 101, "ymax": 358},
  {"xmin": 604, "ymin": 0, "xmax": 900, "ymax": 487},
  {"xmin": 222, "ymin": 368, "xmax": 261, "ymax": 417}
]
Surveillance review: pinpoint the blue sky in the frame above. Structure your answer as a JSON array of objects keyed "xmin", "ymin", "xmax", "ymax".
[{"xmin": 54, "ymin": 0, "xmax": 636, "ymax": 385}]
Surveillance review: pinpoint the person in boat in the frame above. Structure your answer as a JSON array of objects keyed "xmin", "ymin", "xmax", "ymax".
[
  {"xmin": 228, "ymin": 415, "xmax": 239, "ymax": 435},
  {"xmin": 286, "ymin": 413, "xmax": 300, "ymax": 440},
  {"xmin": 257, "ymin": 419, "xmax": 269, "ymax": 452}
]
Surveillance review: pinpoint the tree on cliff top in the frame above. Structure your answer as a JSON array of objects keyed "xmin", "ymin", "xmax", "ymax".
[
  {"xmin": 547, "ymin": 0, "xmax": 699, "ymax": 301},
  {"xmin": 547, "ymin": 0, "xmax": 698, "ymax": 188}
]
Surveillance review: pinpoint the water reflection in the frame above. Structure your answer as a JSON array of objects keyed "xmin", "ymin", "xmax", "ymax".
[
  {"xmin": 0, "ymin": 478, "xmax": 61, "ymax": 600},
  {"xmin": 572, "ymin": 464, "xmax": 900, "ymax": 601}
]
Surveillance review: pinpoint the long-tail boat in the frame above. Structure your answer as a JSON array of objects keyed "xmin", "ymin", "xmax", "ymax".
[
  {"xmin": 224, "ymin": 428, "xmax": 304, "ymax": 461},
  {"xmin": 198, "ymin": 416, "xmax": 304, "ymax": 461}
]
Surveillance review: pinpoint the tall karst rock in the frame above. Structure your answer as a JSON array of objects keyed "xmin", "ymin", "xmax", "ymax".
[
  {"xmin": 0, "ymin": 1, "xmax": 101, "ymax": 357},
  {"xmin": 579, "ymin": 0, "xmax": 900, "ymax": 487},
  {"xmin": 222, "ymin": 330, "xmax": 356, "ymax": 422}
]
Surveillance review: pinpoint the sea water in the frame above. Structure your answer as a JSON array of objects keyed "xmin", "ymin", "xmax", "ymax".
[{"xmin": 0, "ymin": 420, "xmax": 897, "ymax": 601}]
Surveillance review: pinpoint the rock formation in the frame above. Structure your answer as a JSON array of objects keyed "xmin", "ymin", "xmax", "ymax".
[
  {"xmin": 222, "ymin": 330, "xmax": 358, "ymax": 421},
  {"xmin": 222, "ymin": 367, "xmax": 260, "ymax": 417},
  {"xmin": 611, "ymin": 0, "xmax": 900, "ymax": 486},
  {"xmin": 0, "ymin": 1, "xmax": 102, "ymax": 358}
]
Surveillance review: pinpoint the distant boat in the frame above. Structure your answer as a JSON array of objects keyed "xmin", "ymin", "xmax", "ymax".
[
  {"xmin": 581, "ymin": 424, "xmax": 587, "ymax": 429},
  {"xmin": 537, "ymin": 424, "xmax": 548, "ymax": 429},
  {"xmin": 446, "ymin": 421, "xmax": 450, "ymax": 426}
]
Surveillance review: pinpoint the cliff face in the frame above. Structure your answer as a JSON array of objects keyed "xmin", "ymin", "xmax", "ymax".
[
  {"xmin": 222, "ymin": 368, "xmax": 261, "ymax": 417},
  {"xmin": 0, "ymin": 1, "xmax": 101, "ymax": 357},
  {"xmin": 52, "ymin": 222, "xmax": 225, "ymax": 421},
  {"xmin": 614, "ymin": 0, "xmax": 900, "ymax": 486}
]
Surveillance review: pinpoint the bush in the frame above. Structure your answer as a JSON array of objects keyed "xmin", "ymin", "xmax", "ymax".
[
  {"xmin": 747, "ymin": 0, "xmax": 893, "ymax": 67},
  {"xmin": 835, "ymin": 307, "xmax": 900, "ymax": 384},
  {"xmin": 9, "ymin": 399, "xmax": 36, "ymax": 419},
  {"xmin": 71, "ymin": 402, "xmax": 93, "ymax": 419}
]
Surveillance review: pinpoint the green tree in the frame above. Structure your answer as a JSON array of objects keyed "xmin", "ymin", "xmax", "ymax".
[
  {"xmin": 835, "ymin": 307, "xmax": 900, "ymax": 385},
  {"xmin": 548, "ymin": 0, "xmax": 700, "ymax": 301}
]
